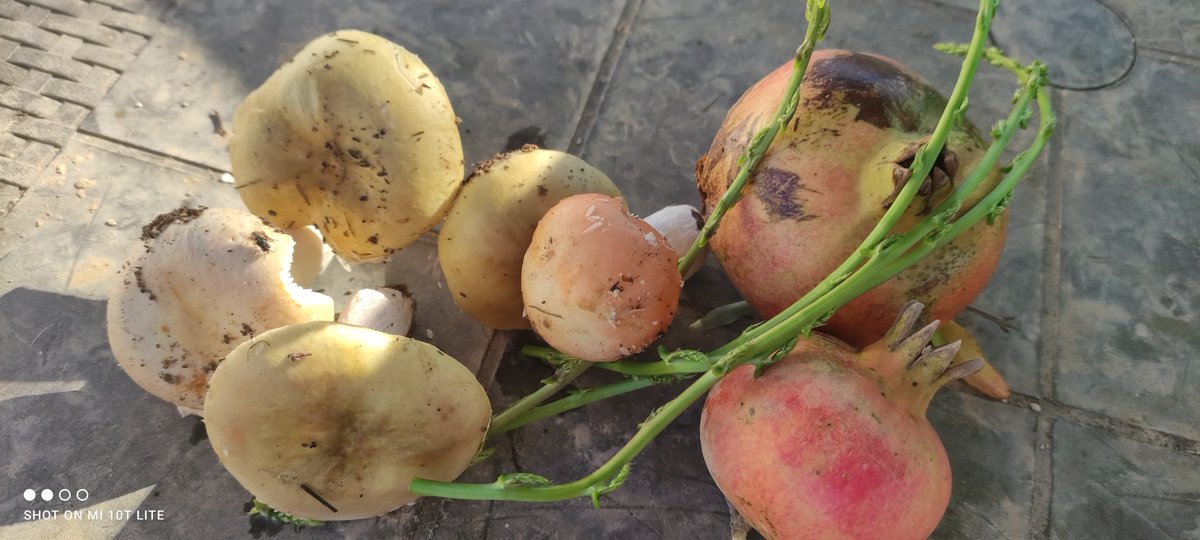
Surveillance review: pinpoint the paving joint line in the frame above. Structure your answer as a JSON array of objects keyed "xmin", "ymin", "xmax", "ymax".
[
  {"xmin": 566, "ymin": 0, "xmax": 643, "ymax": 155},
  {"xmin": 1029, "ymin": 85, "xmax": 1066, "ymax": 539},
  {"xmin": 73, "ymin": 130, "xmax": 227, "ymax": 176},
  {"xmin": 470, "ymin": 0, "xmax": 644, "ymax": 384},
  {"xmin": 1001, "ymin": 391, "xmax": 1200, "ymax": 455}
]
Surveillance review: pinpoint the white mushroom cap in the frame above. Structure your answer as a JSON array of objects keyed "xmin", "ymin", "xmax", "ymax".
[
  {"xmin": 106, "ymin": 207, "xmax": 335, "ymax": 414},
  {"xmin": 230, "ymin": 30, "xmax": 465, "ymax": 262},
  {"xmin": 337, "ymin": 286, "xmax": 415, "ymax": 336},
  {"xmin": 643, "ymin": 204, "xmax": 708, "ymax": 279}
]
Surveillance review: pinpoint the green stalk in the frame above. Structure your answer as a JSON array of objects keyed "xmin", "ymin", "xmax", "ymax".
[
  {"xmin": 488, "ymin": 359, "xmax": 590, "ymax": 436},
  {"xmin": 676, "ymin": 0, "xmax": 831, "ymax": 272},
  {"xmin": 489, "ymin": 378, "xmax": 660, "ymax": 436}
]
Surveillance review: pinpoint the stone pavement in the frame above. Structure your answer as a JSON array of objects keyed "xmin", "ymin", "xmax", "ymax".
[{"xmin": 0, "ymin": 0, "xmax": 1197, "ymax": 538}]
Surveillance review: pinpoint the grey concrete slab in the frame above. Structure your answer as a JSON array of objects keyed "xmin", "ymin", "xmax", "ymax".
[
  {"xmin": 0, "ymin": 136, "xmax": 242, "ymax": 299},
  {"xmin": 1055, "ymin": 54, "xmax": 1200, "ymax": 440},
  {"xmin": 1105, "ymin": 0, "xmax": 1200, "ymax": 58},
  {"xmin": 992, "ymin": 0, "xmax": 1135, "ymax": 90},
  {"xmin": 0, "ymin": 182, "xmax": 20, "ymax": 218},
  {"xmin": 930, "ymin": 390, "xmax": 1038, "ymax": 539},
  {"xmin": 1050, "ymin": 421, "xmax": 1200, "ymax": 539},
  {"xmin": 85, "ymin": 0, "xmax": 626, "ymax": 172}
]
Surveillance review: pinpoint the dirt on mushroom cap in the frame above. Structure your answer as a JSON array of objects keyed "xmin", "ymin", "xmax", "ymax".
[
  {"xmin": 204, "ymin": 322, "xmax": 491, "ymax": 520},
  {"xmin": 106, "ymin": 207, "xmax": 334, "ymax": 413},
  {"xmin": 230, "ymin": 29, "xmax": 465, "ymax": 263}
]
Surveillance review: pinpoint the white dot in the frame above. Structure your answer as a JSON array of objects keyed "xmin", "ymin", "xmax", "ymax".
[
  {"xmin": 40, "ymin": 489, "xmax": 53, "ymax": 502},
  {"xmin": 23, "ymin": 489, "xmax": 35, "ymax": 501}
]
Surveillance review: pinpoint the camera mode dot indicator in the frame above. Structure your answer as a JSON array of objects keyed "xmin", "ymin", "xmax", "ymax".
[
  {"xmin": 40, "ymin": 489, "xmax": 53, "ymax": 502},
  {"xmin": 23, "ymin": 489, "xmax": 35, "ymax": 502}
]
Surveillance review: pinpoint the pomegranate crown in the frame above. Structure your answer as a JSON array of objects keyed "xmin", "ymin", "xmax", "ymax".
[{"xmin": 860, "ymin": 300, "xmax": 983, "ymax": 415}]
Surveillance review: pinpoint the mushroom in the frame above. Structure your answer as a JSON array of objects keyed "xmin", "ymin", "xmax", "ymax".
[
  {"xmin": 230, "ymin": 29, "xmax": 465, "ymax": 263},
  {"xmin": 438, "ymin": 146, "xmax": 621, "ymax": 329},
  {"xmin": 642, "ymin": 204, "xmax": 708, "ymax": 279},
  {"xmin": 204, "ymin": 321, "xmax": 491, "ymax": 521},
  {"xmin": 106, "ymin": 207, "xmax": 336, "ymax": 414},
  {"xmin": 522, "ymin": 194, "xmax": 682, "ymax": 362},
  {"xmin": 336, "ymin": 286, "xmax": 415, "ymax": 336}
]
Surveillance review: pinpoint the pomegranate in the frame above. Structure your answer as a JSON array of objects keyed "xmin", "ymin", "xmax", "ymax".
[
  {"xmin": 700, "ymin": 301, "xmax": 980, "ymax": 540},
  {"xmin": 695, "ymin": 49, "xmax": 1006, "ymax": 348}
]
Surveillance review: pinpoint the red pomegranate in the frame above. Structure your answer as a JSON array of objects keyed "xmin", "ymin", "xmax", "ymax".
[
  {"xmin": 695, "ymin": 49, "xmax": 1006, "ymax": 348},
  {"xmin": 700, "ymin": 301, "xmax": 981, "ymax": 539}
]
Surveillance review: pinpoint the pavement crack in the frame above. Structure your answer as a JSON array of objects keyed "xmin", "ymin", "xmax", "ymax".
[
  {"xmin": 64, "ymin": 181, "xmax": 115, "ymax": 292},
  {"xmin": 567, "ymin": 0, "xmax": 644, "ymax": 155}
]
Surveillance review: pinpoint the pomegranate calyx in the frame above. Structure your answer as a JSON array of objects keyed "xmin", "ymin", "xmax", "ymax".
[
  {"xmin": 863, "ymin": 300, "xmax": 984, "ymax": 414},
  {"xmin": 882, "ymin": 138, "xmax": 960, "ymax": 214}
]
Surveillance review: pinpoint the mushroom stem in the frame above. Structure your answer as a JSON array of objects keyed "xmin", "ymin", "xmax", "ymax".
[
  {"xmin": 643, "ymin": 204, "xmax": 708, "ymax": 279},
  {"xmin": 337, "ymin": 287, "xmax": 415, "ymax": 336}
]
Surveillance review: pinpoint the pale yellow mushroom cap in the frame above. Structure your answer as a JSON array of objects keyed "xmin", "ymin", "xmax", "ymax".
[
  {"xmin": 230, "ymin": 29, "xmax": 464, "ymax": 262},
  {"xmin": 106, "ymin": 207, "xmax": 335, "ymax": 414},
  {"xmin": 204, "ymin": 322, "xmax": 491, "ymax": 520}
]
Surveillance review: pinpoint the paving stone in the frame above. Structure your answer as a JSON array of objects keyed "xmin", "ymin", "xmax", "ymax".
[
  {"xmin": 0, "ymin": 133, "xmax": 24, "ymax": 158},
  {"xmin": 40, "ymin": 75, "xmax": 107, "ymax": 107},
  {"xmin": 8, "ymin": 46, "xmax": 92, "ymax": 81},
  {"xmin": 929, "ymin": 391, "xmax": 1037, "ymax": 539},
  {"xmin": 15, "ymin": 5, "xmax": 51, "ymax": 27},
  {"xmin": 992, "ymin": 0, "xmax": 1135, "ymax": 90},
  {"xmin": 0, "ymin": 39, "xmax": 18, "ymax": 60},
  {"xmin": 93, "ymin": 0, "xmax": 149, "ymax": 14},
  {"xmin": 71, "ymin": 42, "xmax": 136, "ymax": 70},
  {"xmin": 10, "ymin": 115, "xmax": 73, "ymax": 147},
  {"xmin": 18, "ymin": 139, "xmax": 58, "ymax": 169},
  {"xmin": 0, "ymin": 158, "xmax": 38, "ymax": 186},
  {"xmin": 87, "ymin": 0, "xmax": 625, "ymax": 171},
  {"xmin": 15, "ymin": 68, "xmax": 52, "ymax": 91},
  {"xmin": 0, "ymin": 2, "xmax": 25, "ymax": 20},
  {"xmin": 23, "ymin": 0, "xmax": 89, "ymax": 18},
  {"xmin": 1054, "ymin": 55, "xmax": 1200, "ymax": 440},
  {"xmin": 0, "ymin": 181, "xmax": 20, "ymax": 217},
  {"xmin": 1104, "ymin": 0, "xmax": 1200, "ymax": 58},
  {"xmin": 50, "ymin": 100, "xmax": 87, "ymax": 125},
  {"xmin": 46, "ymin": 32, "xmax": 82, "ymax": 56},
  {"xmin": 0, "ymin": 61, "xmax": 28, "ymax": 85},
  {"xmin": 100, "ymin": 9, "xmax": 154, "ymax": 37},
  {"xmin": 40, "ymin": 13, "xmax": 121, "ymax": 46},
  {"xmin": 0, "ymin": 86, "xmax": 62, "ymax": 117},
  {"xmin": 1050, "ymin": 421, "xmax": 1200, "ymax": 539},
  {"xmin": 0, "ymin": 18, "xmax": 59, "ymax": 50}
]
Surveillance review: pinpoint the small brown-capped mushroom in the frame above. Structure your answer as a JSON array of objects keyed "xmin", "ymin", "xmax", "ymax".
[
  {"xmin": 106, "ymin": 207, "xmax": 335, "ymax": 414},
  {"xmin": 522, "ymin": 194, "xmax": 682, "ymax": 362},
  {"xmin": 230, "ymin": 30, "xmax": 464, "ymax": 263},
  {"xmin": 438, "ymin": 147, "xmax": 621, "ymax": 330},
  {"xmin": 336, "ymin": 286, "xmax": 415, "ymax": 336},
  {"xmin": 643, "ymin": 204, "xmax": 708, "ymax": 279}
]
